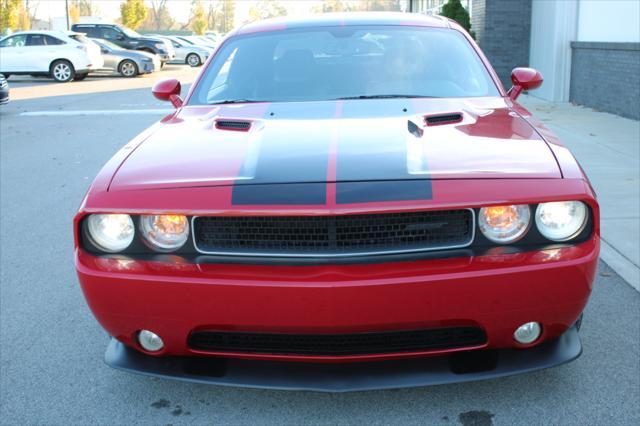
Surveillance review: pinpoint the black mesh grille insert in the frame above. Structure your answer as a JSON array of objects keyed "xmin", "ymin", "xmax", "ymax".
[
  {"xmin": 216, "ymin": 120, "xmax": 251, "ymax": 131},
  {"xmin": 193, "ymin": 210, "xmax": 473, "ymax": 257},
  {"xmin": 188, "ymin": 328, "xmax": 487, "ymax": 355}
]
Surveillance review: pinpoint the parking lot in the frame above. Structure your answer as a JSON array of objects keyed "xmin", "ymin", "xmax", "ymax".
[{"xmin": 0, "ymin": 68, "xmax": 639, "ymax": 425}]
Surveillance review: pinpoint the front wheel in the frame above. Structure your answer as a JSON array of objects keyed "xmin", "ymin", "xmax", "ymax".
[
  {"xmin": 186, "ymin": 53, "xmax": 201, "ymax": 67},
  {"xmin": 119, "ymin": 60, "xmax": 138, "ymax": 78},
  {"xmin": 51, "ymin": 60, "xmax": 74, "ymax": 83}
]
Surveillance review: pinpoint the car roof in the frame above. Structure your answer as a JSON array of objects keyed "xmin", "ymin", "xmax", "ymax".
[
  {"xmin": 1, "ymin": 30, "xmax": 82, "ymax": 39},
  {"xmin": 235, "ymin": 12, "xmax": 450, "ymax": 36}
]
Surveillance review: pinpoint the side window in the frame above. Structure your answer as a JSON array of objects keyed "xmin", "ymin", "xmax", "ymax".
[
  {"xmin": 101, "ymin": 27, "xmax": 122, "ymax": 41},
  {"xmin": 45, "ymin": 36, "xmax": 65, "ymax": 45},
  {"xmin": 27, "ymin": 34, "xmax": 47, "ymax": 46},
  {"xmin": 75, "ymin": 26, "xmax": 96, "ymax": 38},
  {"xmin": 0, "ymin": 34, "xmax": 28, "ymax": 48}
]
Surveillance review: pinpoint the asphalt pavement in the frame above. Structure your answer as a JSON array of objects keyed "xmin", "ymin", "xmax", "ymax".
[{"xmin": 0, "ymin": 72, "xmax": 638, "ymax": 425}]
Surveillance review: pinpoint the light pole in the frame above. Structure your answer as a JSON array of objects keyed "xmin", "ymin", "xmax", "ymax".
[{"xmin": 65, "ymin": 0, "xmax": 70, "ymax": 30}]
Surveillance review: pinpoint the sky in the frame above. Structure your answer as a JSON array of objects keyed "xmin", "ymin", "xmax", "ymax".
[{"xmin": 35, "ymin": 0, "xmax": 325, "ymax": 28}]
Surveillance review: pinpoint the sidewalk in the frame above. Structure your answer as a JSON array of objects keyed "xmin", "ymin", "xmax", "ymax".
[{"xmin": 520, "ymin": 95, "xmax": 640, "ymax": 290}]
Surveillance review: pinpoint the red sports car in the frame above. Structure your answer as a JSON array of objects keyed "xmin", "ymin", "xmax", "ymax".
[{"xmin": 74, "ymin": 13, "xmax": 599, "ymax": 391}]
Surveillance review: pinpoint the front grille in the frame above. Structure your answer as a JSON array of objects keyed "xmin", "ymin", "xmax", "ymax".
[
  {"xmin": 188, "ymin": 327, "xmax": 487, "ymax": 356},
  {"xmin": 193, "ymin": 210, "xmax": 474, "ymax": 257}
]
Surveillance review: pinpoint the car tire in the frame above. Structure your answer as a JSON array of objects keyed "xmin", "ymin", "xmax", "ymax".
[
  {"xmin": 119, "ymin": 60, "xmax": 138, "ymax": 78},
  {"xmin": 160, "ymin": 61, "xmax": 166, "ymax": 69},
  {"xmin": 74, "ymin": 73, "xmax": 89, "ymax": 81},
  {"xmin": 186, "ymin": 53, "xmax": 201, "ymax": 67},
  {"xmin": 50, "ymin": 60, "xmax": 74, "ymax": 83}
]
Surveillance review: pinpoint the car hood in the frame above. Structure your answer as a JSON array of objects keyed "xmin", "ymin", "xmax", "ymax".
[{"xmin": 109, "ymin": 97, "xmax": 560, "ymax": 192}]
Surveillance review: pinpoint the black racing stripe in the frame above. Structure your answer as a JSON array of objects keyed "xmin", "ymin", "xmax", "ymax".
[
  {"xmin": 336, "ymin": 100, "xmax": 432, "ymax": 203},
  {"xmin": 232, "ymin": 183, "xmax": 327, "ymax": 205},
  {"xmin": 336, "ymin": 180, "xmax": 432, "ymax": 204},
  {"xmin": 232, "ymin": 102, "xmax": 336, "ymax": 205}
]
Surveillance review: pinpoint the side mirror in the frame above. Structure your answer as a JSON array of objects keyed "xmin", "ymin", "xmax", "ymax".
[
  {"xmin": 508, "ymin": 67, "xmax": 543, "ymax": 100},
  {"xmin": 117, "ymin": 34, "xmax": 125, "ymax": 41},
  {"xmin": 101, "ymin": 48, "xmax": 108, "ymax": 54},
  {"xmin": 152, "ymin": 78, "xmax": 183, "ymax": 108}
]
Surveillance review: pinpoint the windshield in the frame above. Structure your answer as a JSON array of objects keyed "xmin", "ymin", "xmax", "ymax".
[
  {"xmin": 70, "ymin": 34, "xmax": 94, "ymax": 46},
  {"xmin": 121, "ymin": 27, "xmax": 141, "ymax": 38},
  {"xmin": 190, "ymin": 26, "xmax": 499, "ymax": 105},
  {"xmin": 93, "ymin": 39, "xmax": 119, "ymax": 50}
]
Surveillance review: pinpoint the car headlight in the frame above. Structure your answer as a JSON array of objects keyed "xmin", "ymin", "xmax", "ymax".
[
  {"xmin": 86, "ymin": 214, "xmax": 134, "ymax": 253},
  {"xmin": 479, "ymin": 205, "xmax": 531, "ymax": 243},
  {"xmin": 535, "ymin": 201, "xmax": 588, "ymax": 241},
  {"xmin": 140, "ymin": 215, "xmax": 189, "ymax": 252}
]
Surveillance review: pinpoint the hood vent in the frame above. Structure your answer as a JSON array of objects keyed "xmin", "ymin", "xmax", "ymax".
[
  {"xmin": 215, "ymin": 120, "xmax": 251, "ymax": 132},
  {"xmin": 425, "ymin": 113, "xmax": 463, "ymax": 126}
]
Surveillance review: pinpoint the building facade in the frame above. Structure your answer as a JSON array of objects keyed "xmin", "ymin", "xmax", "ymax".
[{"xmin": 409, "ymin": 0, "xmax": 640, "ymax": 120}]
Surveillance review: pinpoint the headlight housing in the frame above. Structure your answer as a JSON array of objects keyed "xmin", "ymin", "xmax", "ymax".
[
  {"xmin": 139, "ymin": 215, "xmax": 189, "ymax": 252},
  {"xmin": 86, "ymin": 214, "xmax": 135, "ymax": 253},
  {"xmin": 535, "ymin": 201, "xmax": 588, "ymax": 241},
  {"xmin": 478, "ymin": 205, "xmax": 531, "ymax": 243}
]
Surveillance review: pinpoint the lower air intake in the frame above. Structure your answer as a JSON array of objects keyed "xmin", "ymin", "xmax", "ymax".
[{"xmin": 188, "ymin": 327, "xmax": 488, "ymax": 356}]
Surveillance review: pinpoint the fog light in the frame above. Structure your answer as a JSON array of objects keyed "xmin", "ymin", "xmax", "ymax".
[
  {"xmin": 138, "ymin": 330, "xmax": 164, "ymax": 352},
  {"xmin": 514, "ymin": 322, "xmax": 541, "ymax": 344}
]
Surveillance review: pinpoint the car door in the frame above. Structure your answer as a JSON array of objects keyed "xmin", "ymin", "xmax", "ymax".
[
  {"xmin": 25, "ymin": 34, "xmax": 55, "ymax": 72},
  {"xmin": 0, "ymin": 34, "xmax": 29, "ymax": 72},
  {"xmin": 100, "ymin": 26, "xmax": 130, "ymax": 49}
]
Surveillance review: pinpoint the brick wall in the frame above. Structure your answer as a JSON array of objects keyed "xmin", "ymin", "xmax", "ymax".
[
  {"xmin": 472, "ymin": 0, "xmax": 532, "ymax": 89},
  {"xmin": 570, "ymin": 42, "xmax": 640, "ymax": 120}
]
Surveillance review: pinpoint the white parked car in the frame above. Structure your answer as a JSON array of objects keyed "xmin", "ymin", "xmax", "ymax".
[
  {"xmin": 152, "ymin": 35, "xmax": 212, "ymax": 67},
  {"xmin": 0, "ymin": 30, "xmax": 104, "ymax": 82},
  {"xmin": 176, "ymin": 35, "xmax": 217, "ymax": 49}
]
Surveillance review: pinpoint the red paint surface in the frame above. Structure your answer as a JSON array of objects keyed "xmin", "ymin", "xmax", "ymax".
[{"xmin": 75, "ymin": 14, "xmax": 600, "ymax": 363}]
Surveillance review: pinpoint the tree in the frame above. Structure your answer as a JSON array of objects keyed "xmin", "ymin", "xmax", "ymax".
[
  {"xmin": 120, "ymin": 0, "xmax": 147, "ymax": 30},
  {"xmin": 190, "ymin": 0, "xmax": 207, "ymax": 35},
  {"xmin": 248, "ymin": 0, "xmax": 287, "ymax": 22},
  {"xmin": 219, "ymin": 0, "xmax": 234, "ymax": 33},
  {"xmin": 311, "ymin": 0, "xmax": 351, "ymax": 13},
  {"xmin": 0, "ymin": 0, "xmax": 22, "ymax": 32},
  {"xmin": 69, "ymin": 0, "xmax": 99, "ymax": 19},
  {"xmin": 440, "ymin": 0, "xmax": 474, "ymax": 38},
  {"xmin": 17, "ymin": 0, "xmax": 29, "ymax": 30},
  {"xmin": 69, "ymin": 2, "xmax": 80, "ymax": 24},
  {"xmin": 141, "ymin": 0, "xmax": 174, "ymax": 31}
]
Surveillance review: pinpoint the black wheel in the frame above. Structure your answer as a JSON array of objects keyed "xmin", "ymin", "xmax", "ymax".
[
  {"xmin": 160, "ymin": 61, "xmax": 166, "ymax": 69},
  {"xmin": 186, "ymin": 53, "xmax": 201, "ymax": 67},
  {"xmin": 74, "ymin": 73, "xmax": 88, "ymax": 81},
  {"xmin": 119, "ymin": 60, "xmax": 138, "ymax": 78},
  {"xmin": 2, "ymin": 74, "xmax": 10, "ymax": 79},
  {"xmin": 50, "ymin": 60, "xmax": 74, "ymax": 82}
]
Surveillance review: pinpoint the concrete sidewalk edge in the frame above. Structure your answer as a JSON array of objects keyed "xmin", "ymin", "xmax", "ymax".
[{"xmin": 600, "ymin": 240, "xmax": 640, "ymax": 292}]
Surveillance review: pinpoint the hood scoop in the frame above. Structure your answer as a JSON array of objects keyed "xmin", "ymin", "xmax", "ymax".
[
  {"xmin": 425, "ymin": 112, "xmax": 463, "ymax": 126},
  {"xmin": 215, "ymin": 119, "xmax": 252, "ymax": 132}
]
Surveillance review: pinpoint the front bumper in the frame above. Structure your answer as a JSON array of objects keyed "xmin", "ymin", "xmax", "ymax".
[
  {"xmin": 106, "ymin": 324, "xmax": 581, "ymax": 392},
  {"xmin": 77, "ymin": 233, "xmax": 598, "ymax": 362},
  {"xmin": 0, "ymin": 88, "xmax": 8, "ymax": 105}
]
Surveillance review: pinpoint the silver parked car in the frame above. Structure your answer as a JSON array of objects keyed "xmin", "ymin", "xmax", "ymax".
[
  {"xmin": 92, "ymin": 39, "xmax": 160, "ymax": 77},
  {"xmin": 151, "ymin": 35, "xmax": 212, "ymax": 67}
]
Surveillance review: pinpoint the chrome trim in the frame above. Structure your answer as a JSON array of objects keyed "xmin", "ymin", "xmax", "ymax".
[{"xmin": 191, "ymin": 209, "xmax": 476, "ymax": 258}]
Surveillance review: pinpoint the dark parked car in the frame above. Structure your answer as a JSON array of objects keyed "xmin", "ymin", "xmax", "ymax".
[
  {"xmin": 0, "ymin": 74, "xmax": 9, "ymax": 105},
  {"xmin": 71, "ymin": 23, "xmax": 174, "ymax": 67}
]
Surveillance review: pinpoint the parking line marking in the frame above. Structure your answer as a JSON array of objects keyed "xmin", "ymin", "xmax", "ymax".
[{"xmin": 20, "ymin": 109, "xmax": 173, "ymax": 116}]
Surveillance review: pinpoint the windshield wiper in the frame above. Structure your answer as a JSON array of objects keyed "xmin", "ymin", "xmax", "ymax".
[
  {"xmin": 333, "ymin": 94, "xmax": 430, "ymax": 100},
  {"xmin": 209, "ymin": 99, "xmax": 265, "ymax": 105}
]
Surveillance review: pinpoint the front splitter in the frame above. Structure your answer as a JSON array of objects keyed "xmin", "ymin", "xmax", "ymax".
[{"xmin": 104, "ymin": 326, "xmax": 581, "ymax": 392}]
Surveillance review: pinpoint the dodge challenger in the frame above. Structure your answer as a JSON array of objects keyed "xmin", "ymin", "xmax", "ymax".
[{"xmin": 74, "ymin": 13, "xmax": 599, "ymax": 392}]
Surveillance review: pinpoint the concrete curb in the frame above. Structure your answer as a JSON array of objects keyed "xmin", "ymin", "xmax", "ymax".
[{"xmin": 600, "ymin": 240, "xmax": 640, "ymax": 292}]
